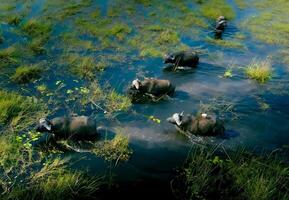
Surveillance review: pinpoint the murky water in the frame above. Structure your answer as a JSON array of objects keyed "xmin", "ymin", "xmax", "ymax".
[{"xmin": 1, "ymin": 0, "xmax": 289, "ymax": 183}]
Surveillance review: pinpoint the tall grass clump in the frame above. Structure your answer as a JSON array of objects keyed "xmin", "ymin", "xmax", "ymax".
[
  {"xmin": 66, "ymin": 54, "xmax": 108, "ymax": 79},
  {"xmin": 11, "ymin": 65, "xmax": 43, "ymax": 84},
  {"xmin": 172, "ymin": 146, "xmax": 289, "ymax": 200},
  {"xmin": 0, "ymin": 90, "xmax": 47, "ymax": 127},
  {"xmin": 245, "ymin": 59, "xmax": 272, "ymax": 83},
  {"xmin": 3, "ymin": 158, "xmax": 102, "ymax": 200},
  {"xmin": 93, "ymin": 130, "xmax": 132, "ymax": 163},
  {"xmin": 21, "ymin": 19, "xmax": 52, "ymax": 37},
  {"xmin": 0, "ymin": 46, "xmax": 21, "ymax": 67},
  {"xmin": 0, "ymin": 134, "xmax": 24, "ymax": 173},
  {"xmin": 105, "ymin": 90, "xmax": 132, "ymax": 113}
]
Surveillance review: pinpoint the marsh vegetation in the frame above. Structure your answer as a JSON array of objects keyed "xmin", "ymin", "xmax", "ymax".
[{"xmin": 0, "ymin": 0, "xmax": 289, "ymax": 199}]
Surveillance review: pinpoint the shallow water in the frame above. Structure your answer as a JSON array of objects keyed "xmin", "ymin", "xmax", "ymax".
[{"xmin": 1, "ymin": 0, "xmax": 289, "ymax": 183}]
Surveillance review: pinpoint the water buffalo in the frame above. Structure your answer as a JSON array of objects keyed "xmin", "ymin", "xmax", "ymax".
[
  {"xmin": 128, "ymin": 78, "xmax": 175, "ymax": 102},
  {"xmin": 214, "ymin": 16, "xmax": 227, "ymax": 39},
  {"xmin": 167, "ymin": 112, "xmax": 225, "ymax": 136},
  {"xmin": 36, "ymin": 116, "xmax": 100, "ymax": 141},
  {"xmin": 164, "ymin": 51, "xmax": 199, "ymax": 69}
]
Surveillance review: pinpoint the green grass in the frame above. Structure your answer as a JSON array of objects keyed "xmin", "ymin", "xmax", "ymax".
[
  {"xmin": 173, "ymin": 146, "xmax": 289, "ymax": 200},
  {"xmin": 6, "ymin": 14, "xmax": 22, "ymax": 25},
  {"xmin": 61, "ymin": 33, "xmax": 94, "ymax": 51},
  {"xmin": 223, "ymin": 68, "xmax": 233, "ymax": 78},
  {"xmin": 156, "ymin": 30, "xmax": 180, "ymax": 45},
  {"xmin": 245, "ymin": 59, "xmax": 272, "ymax": 83},
  {"xmin": 11, "ymin": 65, "xmax": 43, "ymax": 84},
  {"xmin": 199, "ymin": 0, "xmax": 235, "ymax": 20},
  {"xmin": 243, "ymin": 0, "xmax": 289, "ymax": 46},
  {"xmin": 3, "ymin": 158, "xmax": 101, "ymax": 200},
  {"xmin": 21, "ymin": 18, "xmax": 52, "ymax": 38},
  {"xmin": 0, "ymin": 134, "xmax": 24, "ymax": 173},
  {"xmin": 66, "ymin": 54, "xmax": 107, "ymax": 79},
  {"xmin": 0, "ymin": 46, "xmax": 21, "ymax": 67},
  {"xmin": 206, "ymin": 37, "xmax": 245, "ymax": 49},
  {"xmin": 28, "ymin": 37, "xmax": 49, "ymax": 55},
  {"xmin": 0, "ymin": 90, "xmax": 45, "ymax": 126},
  {"xmin": 93, "ymin": 130, "xmax": 132, "ymax": 163},
  {"xmin": 105, "ymin": 90, "xmax": 132, "ymax": 113},
  {"xmin": 108, "ymin": 23, "xmax": 131, "ymax": 40}
]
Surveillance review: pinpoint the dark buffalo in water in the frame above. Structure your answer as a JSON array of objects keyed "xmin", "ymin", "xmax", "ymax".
[
  {"xmin": 214, "ymin": 16, "xmax": 227, "ymax": 39},
  {"xmin": 167, "ymin": 112, "xmax": 225, "ymax": 136},
  {"xmin": 128, "ymin": 78, "xmax": 175, "ymax": 102},
  {"xmin": 36, "ymin": 116, "xmax": 100, "ymax": 141},
  {"xmin": 164, "ymin": 51, "xmax": 199, "ymax": 69}
]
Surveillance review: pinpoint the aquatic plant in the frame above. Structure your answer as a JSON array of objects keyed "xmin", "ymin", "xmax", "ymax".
[
  {"xmin": 93, "ymin": 130, "xmax": 132, "ymax": 163},
  {"xmin": 4, "ymin": 158, "xmax": 101, "ymax": 200},
  {"xmin": 0, "ymin": 134, "xmax": 24, "ymax": 173},
  {"xmin": 245, "ymin": 59, "xmax": 272, "ymax": 83},
  {"xmin": 28, "ymin": 37, "xmax": 49, "ymax": 55},
  {"xmin": 206, "ymin": 37, "xmax": 245, "ymax": 49},
  {"xmin": 243, "ymin": 0, "xmax": 289, "ymax": 46},
  {"xmin": 172, "ymin": 146, "xmax": 289, "ymax": 200},
  {"xmin": 66, "ymin": 54, "xmax": 107, "ymax": 79},
  {"xmin": 0, "ymin": 46, "xmax": 21, "ymax": 67},
  {"xmin": 105, "ymin": 90, "xmax": 132, "ymax": 113},
  {"xmin": 61, "ymin": 33, "xmax": 94, "ymax": 51},
  {"xmin": 7, "ymin": 14, "xmax": 22, "ymax": 25},
  {"xmin": 36, "ymin": 84, "xmax": 48, "ymax": 94},
  {"xmin": 11, "ymin": 65, "xmax": 43, "ymax": 84},
  {"xmin": 156, "ymin": 30, "xmax": 180, "ymax": 45},
  {"xmin": 21, "ymin": 18, "xmax": 52, "ymax": 38},
  {"xmin": 139, "ymin": 47, "xmax": 162, "ymax": 57},
  {"xmin": 199, "ymin": 0, "xmax": 235, "ymax": 20},
  {"xmin": 0, "ymin": 90, "xmax": 48, "ymax": 136},
  {"xmin": 108, "ymin": 23, "xmax": 131, "ymax": 40},
  {"xmin": 0, "ymin": 3, "xmax": 16, "ymax": 12},
  {"xmin": 223, "ymin": 68, "xmax": 233, "ymax": 78}
]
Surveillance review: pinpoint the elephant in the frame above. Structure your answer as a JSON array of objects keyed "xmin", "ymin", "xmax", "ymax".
[
  {"xmin": 214, "ymin": 16, "xmax": 227, "ymax": 39},
  {"xmin": 167, "ymin": 112, "xmax": 225, "ymax": 136},
  {"xmin": 36, "ymin": 116, "xmax": 100, "ymax": 141},
  {"xmin": 128, "ymin": 78, "xmax": 175, "ymax": 103},
  {"xmin": 163, "ymin": 51, "xmax": 199, "ymax": 69}
]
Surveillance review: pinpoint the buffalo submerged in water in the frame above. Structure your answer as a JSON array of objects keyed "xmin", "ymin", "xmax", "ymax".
[{"xmin": 128, "ymin": 78, "xmax": 175, "ymax": 103}]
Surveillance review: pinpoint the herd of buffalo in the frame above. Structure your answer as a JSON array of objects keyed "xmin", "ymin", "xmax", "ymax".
[{"xmin": 36, "ymin": 16, "xmax": 229, "ymax": 145}]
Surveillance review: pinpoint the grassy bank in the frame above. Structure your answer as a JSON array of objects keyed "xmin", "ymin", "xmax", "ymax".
[{"xmin": 172, "ymin": 146, "xmax": 289, "ymax": 200}]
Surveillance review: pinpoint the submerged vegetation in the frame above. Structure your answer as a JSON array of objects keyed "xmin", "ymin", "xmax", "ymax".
[
  {"xmin": 65, "ymin": 54, "xmax": 107, "ymax": 79},
  {"xmin": 245, "ymin": 59, "xmax": 272, "ymax": 83},
  {"xmin": 21, "ymin": 19, "xmax": 52, "ymax": 38},
  {"xmin": 93, "ymin": 131, "xmax": 132, "ymax": 162},
  {"xmin": 199, "ymin": 0, "xmax": 235, "ymax": 20},
  {"xmin": 243, "ymin": 0, "xmax": 289, "ymax": 46},
  {"xmin": 0, "ymin": 46, "xmax": 21, "ymax": 67},
  {"xmin": 2, "ymin": 158, "xmax": 102, "ymax": 200},
  {"xmin": 206, "ymin": 37, "xmax": 245, "ymax": 49},
  {"xmin": 11, "ymin": 65, "xmax": 43, "ymax": 84},
  {"xmin": 173, "ymin": 146, "xmax": 289, "ymax": 200}
]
